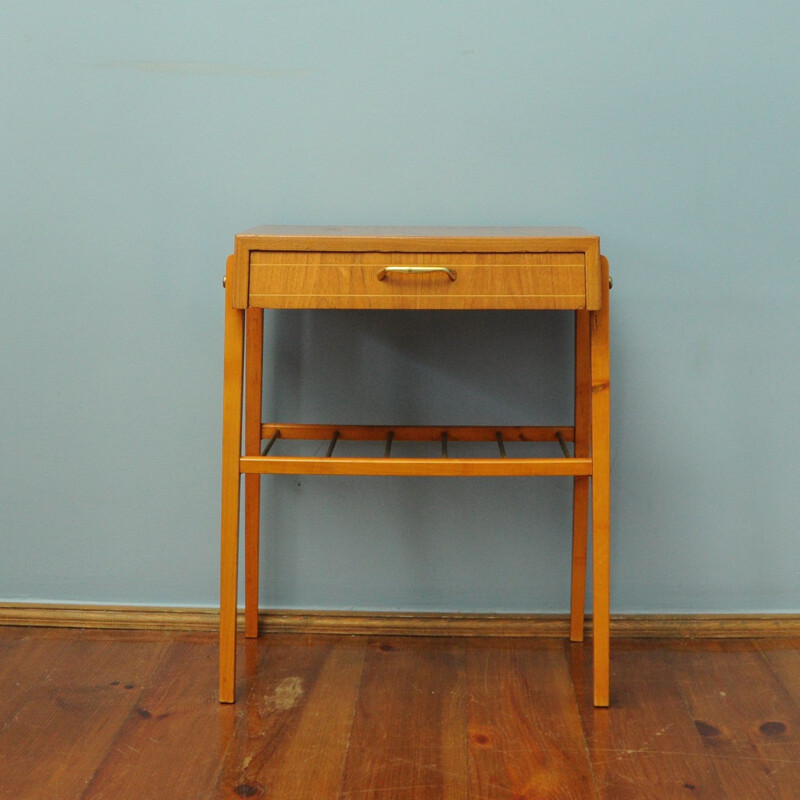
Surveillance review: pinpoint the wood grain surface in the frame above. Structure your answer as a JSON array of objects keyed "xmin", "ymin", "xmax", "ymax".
[{"xmin": 3, "ymin": 627, "xmax": 800, "ymax": 798}]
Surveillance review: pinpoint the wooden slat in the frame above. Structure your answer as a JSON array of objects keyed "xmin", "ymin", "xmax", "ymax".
[
  {"xmin": 260, "ymin": 423, "xmax": 574, "ymax": 442},
  {"xmin": 338, "ymin": 637, "xmax": 467, "ymax": 799},
  {"xmin": 240, "ymin": 455, "xmax": 593, "ymax": 477},
  {"xmin": 467, "ymin": 639, "xmax": 597, "ymax": 798}
]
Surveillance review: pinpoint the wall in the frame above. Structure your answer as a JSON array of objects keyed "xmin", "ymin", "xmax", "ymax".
[{"xmin": 2, "ymin": 1, "xmax": 799, "ymax": 613}]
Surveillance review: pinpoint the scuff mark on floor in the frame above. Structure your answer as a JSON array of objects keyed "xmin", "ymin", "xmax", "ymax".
[{"xmin": 263, "ymin": 676, "xmax": 304, "ymax": 711}]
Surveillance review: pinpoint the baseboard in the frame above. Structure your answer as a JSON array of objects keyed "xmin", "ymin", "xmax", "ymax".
[
  {"xmin": 0, "ymin": 603, "xmax": 219, "ymax": 632},
  {"xmin": 1, "ymin": 603, "xmax": 799, "ymax": 639}
]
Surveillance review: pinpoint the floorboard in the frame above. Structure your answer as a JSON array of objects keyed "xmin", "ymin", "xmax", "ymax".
[
  {"xmin": 338, "ymin": 637, "xmax": 467, "ymax": 800},
  {"xmin": 80, "ymin": 633, "xmax": 240, "ymax": 800},
  {"xmin": 466, "ymin": 638, "xmax": 596, "ymax": 799},
  {"xmin": 0, "ymin": 629, "xmax": 169, "ymax": 800},
  {"xmin": 668, "ymin": 640, "xmax": 800, "ymax": 799},
  {"xmin": 3, "ymin": 627, "xmax": 800, "ymax": 799},
  {"xmin": 573, "ymin": 640, "xmax": 728, "ymax": 799},
  {"xmin": 759, "ymin": 638, "xmax": 800, "ymax": 705},
  {"xmin": 215, "ymin": 634, "xmax": 366, "ymax": 799}
]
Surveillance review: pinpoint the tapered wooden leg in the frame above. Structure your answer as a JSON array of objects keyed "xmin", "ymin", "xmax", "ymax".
[
  {"xmin": 220, "ymin": 255, "xmax": 245, "ymax": 703},
  {"xmin": 570, "ymin": 310, "xmax": 591, "ymax": 642},
  {"xmin": 590, "ymin": 255, "xmax": 611, "ymax": 707},
  {"xmin": 244, "ymin": 309, "xmax": 263, "ymax": 639}
]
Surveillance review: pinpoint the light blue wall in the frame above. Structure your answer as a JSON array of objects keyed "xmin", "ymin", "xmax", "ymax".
[{"xmin": 2, "ymin": 1, "xmax": 799, "ymax": 613}]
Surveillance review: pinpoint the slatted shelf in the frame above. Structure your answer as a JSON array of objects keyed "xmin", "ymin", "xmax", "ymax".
[{"xmin": 240, "ymin": 424, "xmax": 592, "ymax": 477}]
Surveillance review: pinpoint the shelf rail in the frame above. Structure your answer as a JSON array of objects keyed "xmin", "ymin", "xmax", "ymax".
[{"xmin": 240, "ymin": 424, "xmax": 592, "ymax": 478}]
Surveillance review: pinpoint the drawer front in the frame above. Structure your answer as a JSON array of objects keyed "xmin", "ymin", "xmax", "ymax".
[{"xmin": 248, "ymin": 251, "xmax": 588, "ymax": 309}]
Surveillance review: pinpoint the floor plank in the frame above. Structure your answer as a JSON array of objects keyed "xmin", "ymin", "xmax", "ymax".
[
  {"xmin": 0, "ymin": 628, "xmax": 169, "ymax": 800},
  {"xmin": 80, "ymin": 633, "xmax": 242, "ymax": 800},
  {"xmin": 337, "ymin": 637, "xmax": 468, "ymax": 800},
  {"xmin": 572, "ymin": 640, "xmax": 729, "ymax": 799},
  {"xmin": 466, "ymin": 638, "xmax": 596, "ymax": 799},
  {"xmin": 668, "ymin": 639, "xmax": 800, "ymax": 799},
  {"xmin": 4, "ymin": 627, "xmax": 800, "ymax": 799},
  {"xmin": 214, "ymin": 634, "xmax": 366, "ymax": 799},
  {"xmin": 759, "ymin": 638, "xmax": 800, "ymax": 704}
]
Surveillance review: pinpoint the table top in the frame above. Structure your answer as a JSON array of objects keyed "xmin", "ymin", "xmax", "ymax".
[
  {"xmin": 240, "ymin": 225, "xmax": 595, "ymax": 237},
  {"xmin": 235, "ymin": 226, "xmax": 598, "ymax": 253}
]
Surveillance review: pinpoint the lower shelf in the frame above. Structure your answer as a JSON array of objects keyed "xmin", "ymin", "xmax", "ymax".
[{"xmin": 240, "ymin": 424, "xmax": 593, "ymax": 477}]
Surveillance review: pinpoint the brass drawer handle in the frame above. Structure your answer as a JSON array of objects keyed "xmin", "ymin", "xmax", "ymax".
[{"xmin": 377, "ymin": 266, "xmax": 457, "ymax": 282}]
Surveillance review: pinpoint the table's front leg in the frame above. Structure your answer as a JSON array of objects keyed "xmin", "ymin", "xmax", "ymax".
[
  {"xmin": 220, "ymin": 255, "xmax": 245, "ymax": 703},
  {"xmin": 590, "ymin": 255, "xmax": 611, "ymax": 708}
]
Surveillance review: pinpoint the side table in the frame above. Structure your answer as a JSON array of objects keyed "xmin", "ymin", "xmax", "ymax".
[{"xmin": 219, "ymin": 226, "xmax": 611, "ymax": 706}]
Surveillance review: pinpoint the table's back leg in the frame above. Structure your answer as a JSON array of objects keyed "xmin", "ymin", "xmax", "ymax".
[
  {"xmin": 570, "ymin": 310, "xmax": 591, "ymax": 642},
  {"xmin": 244, "ymin": 308, "xmax": 264, "ymax": 639},
  {"xmin": 220, "ymin": 255, "xmax": 245, "ymax": 703},
  {"xmin": 590, "ymin": 255, "xmax": 611, "ymax": 707}
]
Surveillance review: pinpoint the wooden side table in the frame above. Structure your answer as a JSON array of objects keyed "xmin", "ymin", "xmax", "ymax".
[{"xmin": 219, "ymin": 226, "xmax": 611, "ymax": 706}]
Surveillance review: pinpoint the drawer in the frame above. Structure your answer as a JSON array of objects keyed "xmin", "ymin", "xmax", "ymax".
[{"xmin": 248, "ymin": 251, "xmax": 589, "ymax": 310}]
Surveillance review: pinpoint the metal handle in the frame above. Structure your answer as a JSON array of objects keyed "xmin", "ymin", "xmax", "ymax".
[{"xmin": 377, "ymin": 266, "xmax": 457, "ymax": 281}]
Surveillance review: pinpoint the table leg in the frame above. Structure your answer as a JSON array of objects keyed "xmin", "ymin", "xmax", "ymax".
[
  {"xmin": 570, "ymin": 310, "xmax": 591, "ymax": 642},
  {"xmin": 590, "ymin": 255, "xmax": 611, "ymax": 707},
  {"xmin": 244, "ymin": 309, "xmax": 263, "ymax": 639},
  {"xmin": 220, "ymin": 255, "xmax": 245, "ymax": 703}
]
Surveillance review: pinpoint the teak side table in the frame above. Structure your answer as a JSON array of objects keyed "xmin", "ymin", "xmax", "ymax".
[{"xmin": 219, "ymin": 226, "xmax": 611, "ymax": 706}]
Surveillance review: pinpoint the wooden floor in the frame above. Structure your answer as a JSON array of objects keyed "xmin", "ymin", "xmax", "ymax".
[{"xmin": 2, "ymin": 627, "xmax": 800, "ymax": 799}]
